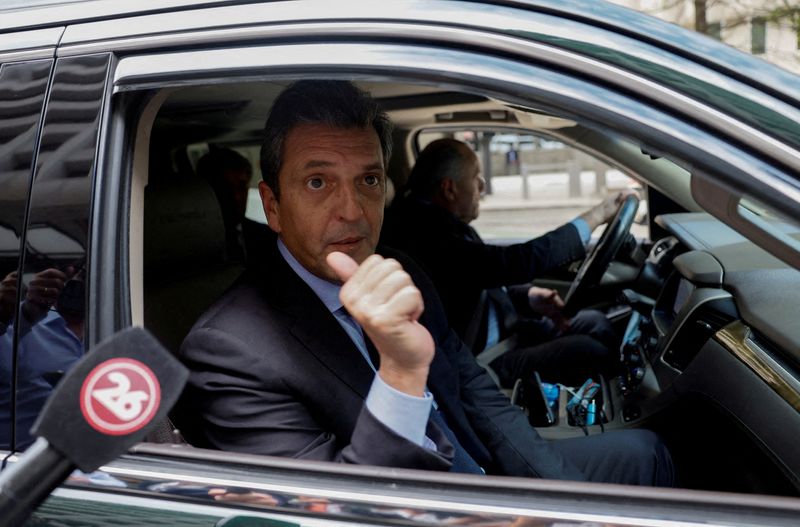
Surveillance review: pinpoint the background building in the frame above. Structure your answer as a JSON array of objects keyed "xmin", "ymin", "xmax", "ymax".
[{"xmin": 610, "ymin": 0, "xmax": 800, "ymax": 73}]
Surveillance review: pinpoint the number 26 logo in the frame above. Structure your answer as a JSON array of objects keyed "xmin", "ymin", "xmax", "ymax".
[{"xmin": 80, "ymin": 358, "xmax": 161, "ymax": 435}]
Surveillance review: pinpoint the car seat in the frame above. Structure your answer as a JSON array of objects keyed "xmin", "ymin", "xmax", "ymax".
[{"xmin": 143, "ymin": 174, "xmax": 245, "ymax": 355}]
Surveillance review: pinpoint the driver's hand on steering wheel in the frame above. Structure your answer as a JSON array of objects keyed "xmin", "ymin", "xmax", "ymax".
[
  {"xmin": 527, "ymin": 286, "xmax": 570, "ymax": 332},
  {"xmin": 579, "ymin": 189, "xmax": 640, "ymax": 231}
]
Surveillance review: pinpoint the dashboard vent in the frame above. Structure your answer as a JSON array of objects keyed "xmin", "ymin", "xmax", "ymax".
[{"xmin": 663, "ymin": 299, "xmax": 738, "ymax": 371}]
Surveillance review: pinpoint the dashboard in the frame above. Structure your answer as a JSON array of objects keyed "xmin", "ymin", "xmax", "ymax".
[
  {"xmin": 542, "ymin": 211, "xmax": 800, "ymax": 494},
  {"xmin": 626, "ymin": 212, "xmax": 800, "ymax": 494}
]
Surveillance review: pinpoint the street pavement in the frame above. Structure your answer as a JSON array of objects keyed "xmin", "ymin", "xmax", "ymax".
[{"xmin": 473, "ymin": 172, "xmax": 647, "ymax": 241}]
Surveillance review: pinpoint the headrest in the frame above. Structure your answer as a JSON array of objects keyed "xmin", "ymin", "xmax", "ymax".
[{"xmin": 144, "ymin": 175, "xmax": 226, "ymax": 276}]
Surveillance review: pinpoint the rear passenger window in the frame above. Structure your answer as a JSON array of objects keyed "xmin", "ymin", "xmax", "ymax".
[
  {"xmin": 0, "ymin": 60, "xmax": 52, "ymax": 451},
  {"xmin": 12, "ymin": 55, "xmax": 109, "ymax": 450}
]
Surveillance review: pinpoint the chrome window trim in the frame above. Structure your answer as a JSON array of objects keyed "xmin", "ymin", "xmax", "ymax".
[
  {"xmin": 59, "ymin": 1, "xmax": 800, "ymax": 146},
  {"xmin": 44, "ymin": 485, "xmax": 717, "ymax": 527},
  {"xmin": 111, "ymin": 41, "xmax": 799, "ymax": 212},
  {"xmin": 0, "ymin": 0, "xmax": 230, "ymax": 33},
  {"xmin": 13, "ymin": 0, "xmax": 796, "ymax": 110},
  {"xmin": 47, "ymin": 488, "xmax": 305, "ymax": 525},
  {"xmin": 715, "ymin": 321, "xmax": 800, "ymax": 412},
  {"xmin": 0, "ymin": 48, "xmax": 56, "ymax": 63},
  {"xmin": 0, "ymin": 27, "xmax": 62, "ymax": 54},
  {"xmin": 64, "ymin": 20, "xmax": 800, "ymax": 179},
  {"xmin": 48, "ymin": 460, "xmax": 784, "ymax": 527},
  {"xmin": 28, "ymin": 443, "xmax": 800, "ymax": 527},
  {"xmin": 62, "ymin": 1, "xmax": 598, "ymax": 45}
]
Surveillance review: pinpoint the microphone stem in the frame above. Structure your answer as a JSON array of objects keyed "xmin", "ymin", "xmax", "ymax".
[{"xmin": 0, "ymin": 437, "xmax": 75, "ymax": 526}]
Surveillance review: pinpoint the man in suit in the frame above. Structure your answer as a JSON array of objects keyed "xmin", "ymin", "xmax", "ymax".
[
  {"xmin": 178, "ymin": 80, "xmax": 673, "ymax": 485},
  {"xmin": 382, "ymin": 139, "xmax": 623, "ymax": 387}
]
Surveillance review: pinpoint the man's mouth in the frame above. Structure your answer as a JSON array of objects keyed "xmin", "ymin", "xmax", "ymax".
[{"xmin": 329, "ymin": 236, "xmax": 364, "ymax": 248}]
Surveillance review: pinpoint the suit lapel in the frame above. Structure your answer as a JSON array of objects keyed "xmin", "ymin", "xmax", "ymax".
[{"xmin": 258, "ymin": 240, "xmax": 375, "ymax": 399}]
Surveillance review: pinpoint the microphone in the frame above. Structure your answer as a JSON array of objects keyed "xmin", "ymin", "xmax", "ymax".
[{"xmin": 0, "ymin": 326, "xmax": 188, "ymax": 526}]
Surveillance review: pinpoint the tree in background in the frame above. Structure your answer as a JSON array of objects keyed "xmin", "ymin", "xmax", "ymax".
[{"xmin": 613, "ymin": 0, "xmax": 800, "ymax": 71}]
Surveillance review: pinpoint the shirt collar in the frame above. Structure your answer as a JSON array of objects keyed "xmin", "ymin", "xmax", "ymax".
[{"xmin": 277, "ymin": 238, "xmax": 342, "ymax": 314}]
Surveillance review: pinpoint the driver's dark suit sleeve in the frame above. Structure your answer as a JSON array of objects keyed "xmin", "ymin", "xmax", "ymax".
[{"xmin": 381, "ymin": 200, "xmax": 587, "ymax": 337}]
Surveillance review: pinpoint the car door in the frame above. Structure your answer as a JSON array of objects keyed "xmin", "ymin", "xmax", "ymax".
[
  {"xmin": 6, "ymin": 1, "xmax": 800, "ymax": 526},
  {"xmin": 0, "ymin": 29, "xmax": 57, "ymax": 456}
]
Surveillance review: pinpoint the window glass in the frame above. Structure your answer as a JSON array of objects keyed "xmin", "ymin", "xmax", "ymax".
[
  {"xmin": 13, "ymin": 55, "xmax": 109, "ymax": 450},
  {"xmin": 0, "ymin": 60, "xmax": 52, "ymax": 451},
  {"xmin": 416, "ymin": 129, "xmax": 646, "ymax": 242}
]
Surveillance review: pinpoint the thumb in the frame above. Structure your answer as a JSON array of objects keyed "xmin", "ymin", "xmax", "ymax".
[{"xmin": 326, "ymin": 251, "xmax": 359, "ymax": 282}]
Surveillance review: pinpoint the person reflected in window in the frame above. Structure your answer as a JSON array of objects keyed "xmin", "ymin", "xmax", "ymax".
[
  {"xmin": 178, "ymin": 80, "xmax": 672, "ymax": 486},
  {"xmin": 0, "ymin": 264, "xmax": 84, "ymax": 449},
  {"xmin": 382, "ymin": 139, "xmax": 626, "ymax": 387}
]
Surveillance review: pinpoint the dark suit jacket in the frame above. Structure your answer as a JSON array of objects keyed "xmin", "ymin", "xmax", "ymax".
[
  {"xmin": 177, "ymin": 239, "xmax": 587, "ymax": 480},
  {"xmin": 381, "ymin": 197, "xmax": 586, "ymax": 342}
]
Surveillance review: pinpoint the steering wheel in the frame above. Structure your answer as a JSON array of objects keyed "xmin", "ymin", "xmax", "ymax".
[{"xmin": 563, "ymin": 195, "xmax": 639, "ymax": 317}]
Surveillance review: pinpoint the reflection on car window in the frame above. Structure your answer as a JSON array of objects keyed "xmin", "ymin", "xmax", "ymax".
[
  {"xmin": 9, "ymin": 55, "xmax": 109, "ymax": 450},
  {"xmin": 417, "ymin": 129, "xmax": 646, "ymax": 241},
  {"xmin": 0, "ymin": 60, "xmax": 52, "ymax": 451}
]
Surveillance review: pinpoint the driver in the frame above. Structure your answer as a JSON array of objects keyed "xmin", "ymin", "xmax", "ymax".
[{"xmin": 382, "ymin": 138, "xmax": 633, "ymax": 387}]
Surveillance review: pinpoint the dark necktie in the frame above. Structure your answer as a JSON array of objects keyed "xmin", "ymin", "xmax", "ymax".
[{"xmin": 429, "ymin": 409, "xmax": 484, "ymax": 474}]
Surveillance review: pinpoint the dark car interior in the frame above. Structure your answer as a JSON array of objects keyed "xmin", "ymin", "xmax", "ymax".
[{"xmin": 137, "ymin": 78, "xmax": 800, "ymax": 497}]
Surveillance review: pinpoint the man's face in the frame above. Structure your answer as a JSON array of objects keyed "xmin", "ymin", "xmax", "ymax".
[
  {"xmin": 451, "ymin": 149, "xmax": 484, "ymax": 223},
  {"xmin": 260, "ymin": 123, "xmax": 386, "ymax": 282}
]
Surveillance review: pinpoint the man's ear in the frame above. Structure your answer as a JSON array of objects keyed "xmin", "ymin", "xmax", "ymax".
[
  {"xmin": 440, "ymin": 178, "xmax": 457, "ymax": 202},
  {"xmin": 258, "ymin": 181, "xmax": 281, "ymax": 233}
]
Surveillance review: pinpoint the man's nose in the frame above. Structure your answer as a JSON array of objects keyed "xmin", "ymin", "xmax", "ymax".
[{"xmin": 336, "ymin": 183, "xmax": 364, "ymax": 221}]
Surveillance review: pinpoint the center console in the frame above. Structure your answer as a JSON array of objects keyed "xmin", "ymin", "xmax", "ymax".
[{"xmin": 535, "ymin": 247, "xmax": 741, "ymax": 439}]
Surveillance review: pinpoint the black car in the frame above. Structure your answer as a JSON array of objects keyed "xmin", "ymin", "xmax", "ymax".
[{"xmin": 1, "ymin": 1, "xmax": 800, "ymax": 525}]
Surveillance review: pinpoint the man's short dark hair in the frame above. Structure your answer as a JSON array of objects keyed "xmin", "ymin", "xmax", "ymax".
[
  {"xmin": 260, "ymin": 80, "xmax": 393, "ymax": 199},
  {"xmin": 405, "ymin": 138, "xmax": 472, "ymax": 199}
]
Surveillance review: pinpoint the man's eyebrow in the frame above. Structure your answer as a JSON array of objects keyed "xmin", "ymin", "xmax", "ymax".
[
  {"xmin": 303, "ymin": 160, "xmax": 335, "ymax": 170},
  {"xmin": 363, "ymin": 163, "xmax": 385, "ymax": 173},
  {"xmin": 302, "ymin": 160, "xmax": 385, "ymax": 172}
]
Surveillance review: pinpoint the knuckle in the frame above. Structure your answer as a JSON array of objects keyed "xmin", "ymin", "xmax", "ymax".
[
  {"xmin": 383, "ymin": 258, "xmax": 401, "ymax": 270},
  {"xmin": 364, "ymin": 254, "xmax": 384, "ymax": 266}
]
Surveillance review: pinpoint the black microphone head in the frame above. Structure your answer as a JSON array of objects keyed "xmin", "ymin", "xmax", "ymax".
[{"xmin": 31, "ymin": 326, "xmax": 188, "ymax": 472}]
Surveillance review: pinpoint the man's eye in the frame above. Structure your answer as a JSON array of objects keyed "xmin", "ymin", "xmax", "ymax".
[
  {"xmin": 306, "ymin": 178, "xmax": 325, "ymax": 190},
  {"xmin": 363, "ymin": 174, "xmax": 380, "ymax": 187}
]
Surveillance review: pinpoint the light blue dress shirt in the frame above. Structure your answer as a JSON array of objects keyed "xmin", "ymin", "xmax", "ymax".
[
  {"xmin": 570, "ymin": 217, "xmax": 592, "ymax": 245},
  {"xmin": 277, "ymin": 240, "xmax": 433, "ymax": 447}
]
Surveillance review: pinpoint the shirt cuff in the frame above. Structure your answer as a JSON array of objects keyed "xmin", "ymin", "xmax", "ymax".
[
  {"xmin": 570, "ymin": 217, "xmax": 592, "ymax": 245},
  {"xmin": 365, "ymin": 373, "xmax": 433, "ymax": 447}
]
